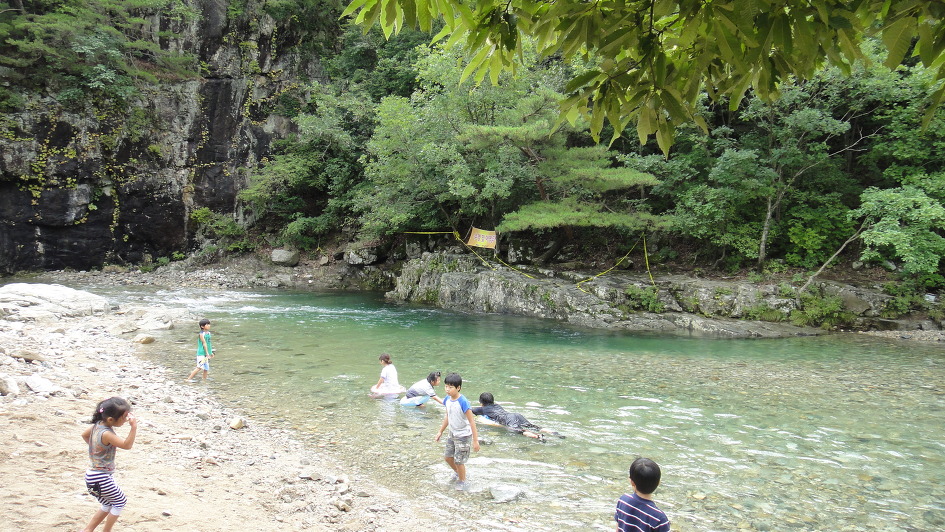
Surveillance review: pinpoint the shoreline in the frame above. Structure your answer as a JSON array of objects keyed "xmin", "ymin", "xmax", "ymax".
[{"xmin": 0, "ymin": 285, "xmax": 450, "ymax": 531}]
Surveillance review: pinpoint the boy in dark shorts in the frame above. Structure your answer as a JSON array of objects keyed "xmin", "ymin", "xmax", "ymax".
[
  {"xmin": 615, "ymin": 457, "xmax": 670, "ymax": 532},
  {"xmin": 434, "ymin": 373, "xmax": 480, "ymax": 491},
  {"xmin": 471, "ymin": 392, "xmax": 564, "ymax": 441}
]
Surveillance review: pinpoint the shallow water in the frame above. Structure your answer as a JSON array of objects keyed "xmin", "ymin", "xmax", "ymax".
[{"xmin": 90, "ymin": 286, "xmax": 945, "ymax": 531}]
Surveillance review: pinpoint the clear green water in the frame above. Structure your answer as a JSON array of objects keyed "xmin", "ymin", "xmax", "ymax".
[{"xmin": 101, "ymin": 286, "xmax": 945, "ymax": 531}]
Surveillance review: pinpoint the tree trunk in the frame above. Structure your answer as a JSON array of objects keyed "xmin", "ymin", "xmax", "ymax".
[
  {"xmin": 796, "ymin": 221, "xmax": 868, "ymax": 297},
  {"xmin": 536, "ymin": 229, "xmax": 568, "ymax": 265}
]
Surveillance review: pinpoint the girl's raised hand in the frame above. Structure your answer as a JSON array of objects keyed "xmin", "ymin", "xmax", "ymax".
[{"xmin": 126, "ymin": 412, "xmax": 137, "ymax": 428}]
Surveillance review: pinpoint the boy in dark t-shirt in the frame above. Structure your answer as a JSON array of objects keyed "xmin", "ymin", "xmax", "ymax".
[{"xmin": 470, "ymin": 392, "xmax": 564, "ymax": 441}]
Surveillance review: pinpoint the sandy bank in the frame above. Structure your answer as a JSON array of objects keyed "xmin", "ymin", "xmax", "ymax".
[{"xmin": 0, "ymin": 284, "xmax": 447, "ymax": 531}]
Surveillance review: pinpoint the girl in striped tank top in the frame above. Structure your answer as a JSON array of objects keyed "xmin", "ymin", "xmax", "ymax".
[{"xmin": 81, "ymin": 397, "xmax": 137, "ymax": 532}]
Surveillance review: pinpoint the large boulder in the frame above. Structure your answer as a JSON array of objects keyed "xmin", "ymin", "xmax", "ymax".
[
  {"xmin": 0, "ymin": 283, "xmax": 112, "ymax": 321},
  {"xmin": 270, "ymin": 248, "xmax": 300, "ymax": 267}
]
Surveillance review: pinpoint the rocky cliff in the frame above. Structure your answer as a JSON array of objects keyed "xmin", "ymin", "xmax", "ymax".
[
  {"xmin": 386, "ymin": 252, "xmax": 942, "ymax": 337},
  {"xmin": 0, "ymin": 1, "xmax": 319, "ymax": 274}
]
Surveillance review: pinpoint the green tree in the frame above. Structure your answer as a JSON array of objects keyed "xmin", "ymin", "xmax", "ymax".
[
  {"xmin": 854, "ymin": 186, "xmax": 945, "ymax": 276},
  {"xmin": 0, "ymin": 0, "xmax": 197, "ymax": 105},
  {"xmin": 343, "ymin": 0, "xmax": 945, "ymax": 152},
  {"xmin": 240, "ymin": 83, "xmax": 374, "ymax": 248},
  {"xmin": 354, "ymin": 44, "xmax": 666, "ymax": 258}
]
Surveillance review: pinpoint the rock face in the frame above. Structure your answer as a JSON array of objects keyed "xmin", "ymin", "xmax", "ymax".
[
  {"xmin": 387, "ymin": 253, "xmax": 935, "ymax": 337},
  {"xmin": 0, "ymin": 1, "xmax": 318, "ymax": 274}
]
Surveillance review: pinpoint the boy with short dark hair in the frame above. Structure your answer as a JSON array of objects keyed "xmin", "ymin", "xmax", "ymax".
[
  {"xmin": 472, "ymin": 392, "xmax": 564, "ymax": 441},
  {"xmin": 615, "ymin": 457, "xmax": 670, "ymax": 532},
  {"xmin": 434, "ymin": 372, "xmax": 479, "ymax": 491}
]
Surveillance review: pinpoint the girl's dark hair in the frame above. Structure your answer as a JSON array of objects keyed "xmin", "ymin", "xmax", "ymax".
[
  {"xmin": 90, "ymin": 397, "xmax": 131, "ymax": 424},
  {"xmin": 198, "ymin": 318, "xmax": 211, "ymax": 330},
  {"xmin": 426, "ymin": 371, "xmax": 442, "ymax": 384},
  {"xmin": 479, "ymin": 392, "xmax": 495, "ymax": 405},
  {"xmin": 378, "ymin": 353, "xmax": 391, "ymax": 364}
]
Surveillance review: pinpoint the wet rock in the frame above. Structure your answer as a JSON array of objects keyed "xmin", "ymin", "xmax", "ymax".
[
  {"xmin": 490, "ymin": 485, "xmax": 523, "ymax": 503},
  {"xmin": 133, "ymin": 334, "xmax": 155, "ymax": 344}
]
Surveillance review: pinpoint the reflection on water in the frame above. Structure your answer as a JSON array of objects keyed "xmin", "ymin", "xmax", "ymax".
[{"xmin": 99, "ymin": 286, "xmax": 944, "ymax": 531}]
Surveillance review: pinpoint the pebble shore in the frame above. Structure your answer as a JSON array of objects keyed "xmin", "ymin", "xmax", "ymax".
[{"xmin": 0, "ymin": 281, "xmax": 455, "ymax": 531}]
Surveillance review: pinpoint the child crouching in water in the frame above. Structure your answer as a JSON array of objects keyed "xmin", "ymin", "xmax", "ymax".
[{"xmin": 81, "ymin": 397, "xmax": 137, "ymax": 532}]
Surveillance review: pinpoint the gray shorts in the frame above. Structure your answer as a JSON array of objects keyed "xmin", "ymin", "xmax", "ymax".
[{"xmin": 444, "ymin": 435, "xmax": 472, "ymax": 464}]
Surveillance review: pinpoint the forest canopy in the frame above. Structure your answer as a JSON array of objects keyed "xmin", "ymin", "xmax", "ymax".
[{"xmin": 342, "ymin": 0, "xmax": 945, "ymax": 152}]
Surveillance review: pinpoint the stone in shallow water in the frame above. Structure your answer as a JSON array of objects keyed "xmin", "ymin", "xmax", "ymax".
[{"xmin": 490, "ymin": 485, "xmax": 523, "ymax": 503}]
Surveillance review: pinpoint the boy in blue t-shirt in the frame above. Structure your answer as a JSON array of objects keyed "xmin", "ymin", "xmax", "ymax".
[
  {"xmin": 615, "ymin": 457, "xmax": 671, "ymax": 532},
  {"xmin": 434, "ymin": 372, "xmax": 480, "ymax": 491}
]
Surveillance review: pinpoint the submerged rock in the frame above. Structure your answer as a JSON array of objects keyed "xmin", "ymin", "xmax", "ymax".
[{"xmin": 490, "ymin": 485, "xmax": 524, "ymax": 503}]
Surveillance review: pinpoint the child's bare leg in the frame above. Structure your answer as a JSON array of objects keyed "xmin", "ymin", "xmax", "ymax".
[
  {"xmin": 444, "ymin": 456, "xmax": 458, "ymax": 473},
  {"xmin": 100, "ymin": 512, "xmax": 120, "ymax": 532},
  {"xmin": 522, "ymin": 430, "xmax": 540, "ymax": 439},
  {"xmin": 202, "ymin": 369, "xmax": 209, "ymax": 380},
  {"xmin": 455, "ymin": 463, "xmax": 467, "ymax": 482},
  {"xmin": 187, "ymin": 367, "xmax": 200, "ymax": 380},
  {"xmin": 82, "ymin": 509, "xmax": 109, "ymax": 531}
]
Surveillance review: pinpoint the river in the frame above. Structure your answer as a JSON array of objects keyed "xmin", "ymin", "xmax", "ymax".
[{"xmin": 92, "ymin": 285, "xmax": 945, "ymax": 531}]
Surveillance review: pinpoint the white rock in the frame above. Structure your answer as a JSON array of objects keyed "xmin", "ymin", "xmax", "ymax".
[
  {"xmin": 228, "ymin": 417, "xmax": 246, "ymax": 430},
  {"xmin": 0, "ymin": 374, "xmax": 20, "ymax": 396},
  {"xmin": 24, "ymin": 375, "xmax": 56, "ymax": 394}
]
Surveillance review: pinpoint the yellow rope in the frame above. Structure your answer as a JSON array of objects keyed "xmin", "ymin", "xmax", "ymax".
[
  {"xmin": 576, "ymin": 236, "xmax": 640, "ymax": 293},
  {"xmin": 403, "ymin": 230, "xmax": 537, "ymax": 277},
  {"xmin": 643, "ymin": 233, "xmax": 656, "ymax": 287},
  {"xmin": 489, "ymin": 252, "xmax": 536, "ymax": 279}
]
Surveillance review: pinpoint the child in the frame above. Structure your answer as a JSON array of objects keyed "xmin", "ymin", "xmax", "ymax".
[
  {"xmin": 471, "ymin": 392, "xmax": 563, "ymax": 441},
  {"xmin": 81, "ymin": 397, "xmax": 137, "ymax": 532},
  {"xmin": 401, "ymin": 371, "xmax": 444, "ymax": 406},
  {"xmin": 434, "ymin": 372, "xmax": 479, "ymax": 491},
  {"xmin": 187, "ymin": 318, "xmax": 214, "ymax": 382},
  {"xmin": 373, "ymin": 353, "xmax": 400, "ymax": 391},
  {"xmin": 615, "ymin": 457, "xmax": 671, "ymax": 532}
]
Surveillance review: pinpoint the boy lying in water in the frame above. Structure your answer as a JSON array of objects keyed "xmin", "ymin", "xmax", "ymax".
[{"xmin": 471, "ymin": 392, "xmax": 564, "ymax": 442}]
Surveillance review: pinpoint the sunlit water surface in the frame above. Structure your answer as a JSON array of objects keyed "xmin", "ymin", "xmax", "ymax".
[{"xmin": 81, "ymin": 285, "xmax": 945, "ymax": 531}]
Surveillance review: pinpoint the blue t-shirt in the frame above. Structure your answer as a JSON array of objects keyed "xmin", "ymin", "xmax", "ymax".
[
  {"xmin": 615, "ymin": 493, "xmax": 670, "ymax": 532},
  {"xmin": 444, "ymin": 394, "xmax": 472, "ymax": 437}
]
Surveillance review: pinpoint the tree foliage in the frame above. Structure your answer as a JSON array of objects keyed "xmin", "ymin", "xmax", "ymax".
[
  {"xmin": 343, "ymin": 0, "xmax": 945, "ymax": 152},
  {"xmin": 352, "ymin": 44, "xmax": 666, "ymax": 243},
  {"xmin": 0, "ymin": 0, "xmax": 197, "ymax": 106}
]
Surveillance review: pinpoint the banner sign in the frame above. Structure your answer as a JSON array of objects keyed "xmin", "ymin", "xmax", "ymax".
[{"xmin": 466, "ymin": 227, "xmax": 497, "ymax": 249}]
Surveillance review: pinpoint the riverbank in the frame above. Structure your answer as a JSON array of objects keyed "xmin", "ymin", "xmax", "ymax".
[
  {"xmin": 0, "ymin": 283, "xmax": 449, "ymax": 531},
  {"xmin": 24, "ymin": 253, "xmax": 945, "ymax": 343}
]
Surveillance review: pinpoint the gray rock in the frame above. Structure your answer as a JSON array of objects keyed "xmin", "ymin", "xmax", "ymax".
[
  {"xmin": 15, "ymin": 351, "xmax": 46, "ymax": 363},
  {"xmin": 0, "ymin": 374, "xmax": 20, "ymax": 396},
  {"xmin": 490, "ymin": 485, "xmax": 524, "ymax": 503},
  {"xmin": 270, "ymin": 249, "xmax": 300, "ymax": 267},
  {"xmin": 344, "ymin": 247, "xmax": 379, "ymax": 265},
  {"xmin": 133, "ymin": 334, "xmax": 156, "ymax": 344}
]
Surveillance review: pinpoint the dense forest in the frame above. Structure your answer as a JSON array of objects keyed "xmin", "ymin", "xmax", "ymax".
[{"xmin": 1, "ymin": 1, "xmax": 944, "ymax": 306}]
